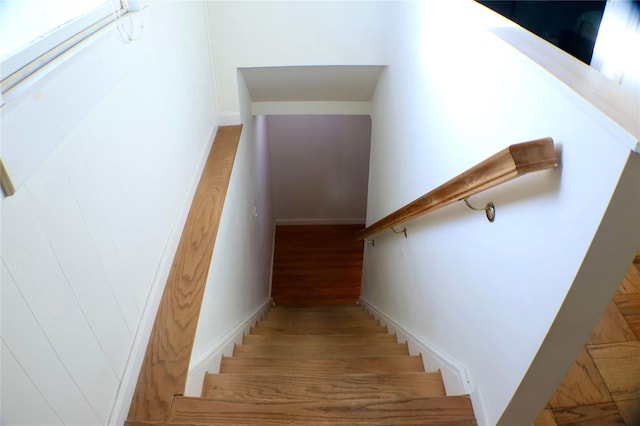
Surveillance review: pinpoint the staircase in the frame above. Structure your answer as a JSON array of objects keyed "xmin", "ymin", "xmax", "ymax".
[{"xmin": 162, "ymin": 304, "xmax": 477, "ymax": 425}]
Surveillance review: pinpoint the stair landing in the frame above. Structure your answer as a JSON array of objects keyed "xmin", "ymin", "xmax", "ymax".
[{"xmin": 271, "ymin": 225, "xmax": 365, "ymax": 305}]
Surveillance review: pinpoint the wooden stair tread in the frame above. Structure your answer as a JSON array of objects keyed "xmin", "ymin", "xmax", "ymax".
[
  {"xmin": 169, "ymin": 395, "xmax": 477, "ymax": 425},
  {"xmin": 270, "ymin": 298, "xmax": 360, "ymax": 306},
  {"xmin": 233, "ymin": 342, "xmax": 408, "ymax": 358},
  {"xmin": 263, "ymin": 310, "xmax": 373, "ymax": 320},
  {"xmin": 257, "ymin": 317, "xmax": 380, "ymax": 327},
  {"xmin": 219, "ymin": 356, "xmax": 426, "ymax": 375},
  {"xmin": 202, "ymin": 372, "xmax": 447, "ymax": 400},
  {"xmin": 242, "ymin": 333, "xmax": 398, "ymax": 345},
  {"xmin": 270, "ymin": 304, "xmax": 362, "ymax": 310},
  {"xmin": 158, "ymin": 304, "xmax": 476, "ymax": 424},
  {"xmin": 250, "ymin": 324, "xmax": 388, "ymax": 335}
]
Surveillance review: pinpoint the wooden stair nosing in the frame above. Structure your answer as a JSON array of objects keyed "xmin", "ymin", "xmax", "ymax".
[
  {"xmin": 263, "ymin": 310, "xmax": 374, "ymax": 319},
  {"xmin": 270, "ymin": 286, "xmax": 362, "ymax": 294},
  {"xmin": 242, "ymin": 333, "xmax": 398, "ymax": 345},
  {"xmin": 201, "ymin": 372, "xmax": 447, "ymax": 400},
  {"xmin": 256, "ymin": 317, "xmax": 381, "ymax": 327},
  {"xmin": 219, "ymin": 355, "xmax": 426, "ymax": 375},
  {"xmin": 232, "ymin": 342, "xmax": 409, "ymax": 358},
  {"xmin": 269, "ymin": 304, "xmax": 363, "ymax": 311},
  {"xmin": 266, "ymin": 306, "xmax": 369, "ymax": 312},
  {"xmin": 261, "ymin": 315, "xmax": 373, "ymax": 323},
  {"xmin": 271, "ymin": 299, "xmax": 361, "ymax": 306},
  {"xmin": 249, "ymin": 325, "xmax": 388, "ymax": 335},
  {"xmin": 168, "ymin": 395, "xmax": 477, "ymax": 425},
  {"xmin": 270, "ymin": 283, "xmax": 363, "ymax": 291}
]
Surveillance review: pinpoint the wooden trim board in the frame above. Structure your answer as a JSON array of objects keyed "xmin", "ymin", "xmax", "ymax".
[
  {"xmin": 109, "ymin": 120, "xmax": 220, "ymax": 426},
  {"xmin": 126, "ymin": 125, "xmax": 242, "ymax": 424}
]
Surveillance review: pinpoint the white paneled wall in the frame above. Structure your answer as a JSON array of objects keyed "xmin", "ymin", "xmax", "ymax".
[
  {"xmin": 1, "ymin": 2, "xmax": 217, "ymax": 424},
  {"xmin": 1, "ymin": 341, "xmax": 64, "ymax": 426},
  {"xmin": 2, "ymin": 187, "xmax": 119, "ymax": 422}
]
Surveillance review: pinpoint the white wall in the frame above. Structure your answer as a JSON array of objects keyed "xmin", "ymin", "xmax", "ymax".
[
  {"xmin": 203, "ymin": 2, "xmax": 639, "ymax": 424},
  {"xmin": 361, "ymin": 2, "xmax": 638, "ymax": 425},
  {"xmin": 189, "ymin": 73, "xmax": 275, "ymax": 390},
  {"xmin": 207, "ymin": 1, "xmax": 391, "ymax": 116},
  {"xmin": 268, "ymin": 115, "xmax": 371, "ymax": 224},
  {"xmin": 5, "ymin": 1, "xmax": 625, "ymax": 425},
  {"xmin": 1, "ymin": 3, "xmax": 217, "ymax": 424}
]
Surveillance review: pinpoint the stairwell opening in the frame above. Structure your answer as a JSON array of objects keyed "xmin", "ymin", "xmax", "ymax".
[{"xmin": 262, "ymin": 114, "xmax": 372, "ymax": 305}]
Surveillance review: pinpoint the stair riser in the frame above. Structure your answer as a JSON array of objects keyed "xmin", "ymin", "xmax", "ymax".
[
  {"xmin": 219, "ymin": 356, "xmax": 426, "ymax": 375},
  {"xmin": 263, "ymin": 311, "xmax": 373, "ymax": 320},
  {"xmin": 242, "ymin": 334, "xmax": 397, "ymax": 345},
  {"xmin": 249, "ymin": 326, "xmax": 388, "ymax": 335},
  {"xmin": 233, "ymin": 343, "xmax": 409, "ymax": 358},
  {"xmin": 270, "ymin": 305, "xmax": 363, "ymax": 311},
  {"xmin": 257, "ymin": 318, "xmax": 381, "ymax": 327},
  {"xmin": 272, "ymin": 298, "xmax": 360, "ymax": 305}
]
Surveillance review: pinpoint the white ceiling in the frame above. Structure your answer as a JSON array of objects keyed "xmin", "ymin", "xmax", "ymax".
[{"xmin": 241, "ymin": 65, "xmax": 384, "ymax": 102}]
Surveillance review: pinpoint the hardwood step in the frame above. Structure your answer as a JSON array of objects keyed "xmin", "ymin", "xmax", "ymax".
[
  {"xmin": 271, "ymin": 290, "xmax": 362, "ymax": 301},
  {"xmin": 263, "ymin": 309, "xmax": 373, "ymax": 320},
  {"xmin": 250, "ymin": 324, "xmax": 388, "ymax": 335},
  {"xmin": 255, "ymin": 318, "xmax": 380, "ymax": 328},
  {"xmin": 256, "ymin": 317, "xmax": 381, "ymax": 328},
  {"xmin": 219, "ymin": 356, "xmax": 425, "ymax": 375},
  {"xmin": 274, "ymin": 280, "xmax": 359, "ymax": 286},
  {"xmin": 242, "ymin": 333, "xmax": 398, "ymax": 345},
  {"xmin": 233, "ymin": 342, "xmax": 409, "ymax": 358},
  {"xmin": 270, "ymin": 304, "xmax": 362, "ymax": 310},
  {"xmin": 202, "ymin": 372, "xmax": 447, "ymax": 400},
  {"xmin": 168, "ymin": 395, "xmax": 477, "ymax": 425},
  {"xmin": 272, "ymin": 297, "xmax": 360, "ymax": 306},
  {"xmin": 271, "ymin": 272, "xmax": 364, "ymax": 281}
]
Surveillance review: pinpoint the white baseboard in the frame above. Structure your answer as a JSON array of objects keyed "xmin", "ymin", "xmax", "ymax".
[
  {"xmin": 275, "ymin": 218, "xmax": 366, "ymax": 226},
  {"xmin": 184, "ymin": 298, "xmax": 273, "ymax": 396},
  {"xmin": 107, "ymin": 119, "xmax": 219, "ymax": 426},
  {"xmin": 357, "ymin": 297, "xmax": 473, "ymax": 394},
  {"xmin": 358, "ymin": 297, "xmax": 489, "ymax": 425}
]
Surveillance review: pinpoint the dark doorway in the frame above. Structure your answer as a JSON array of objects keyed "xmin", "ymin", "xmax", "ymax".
[{"xmin": 477, "ymin": 1, "xmax": 607, "ymax": 64}]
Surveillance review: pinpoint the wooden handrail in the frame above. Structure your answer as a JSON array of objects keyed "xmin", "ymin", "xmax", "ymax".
[{"xmin": 357, "ymin": 137, "xmax": 558, "ymax": 240}]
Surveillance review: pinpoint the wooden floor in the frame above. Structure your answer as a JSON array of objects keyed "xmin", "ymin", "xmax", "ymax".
[
  {"xmin": 271, "ymin": 225, "xmax": 365, "ymax": 305},
  {"xmin": 536, "ymin": 254, "xmax": 640, "ymax": 426}
]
